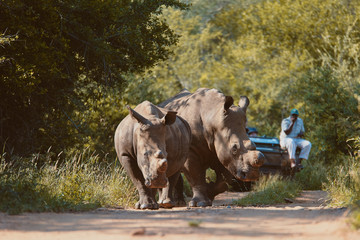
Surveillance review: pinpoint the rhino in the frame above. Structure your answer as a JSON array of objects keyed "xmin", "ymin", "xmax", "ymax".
[
  {"xmin": 114, "ymin": 101, "xmax": 191, "ymax": 209},
  {"xmin": 159, "ymin": 88, "xmax": 265, "ymax": 207}
]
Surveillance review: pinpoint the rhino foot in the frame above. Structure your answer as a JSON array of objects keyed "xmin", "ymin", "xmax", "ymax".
[
  {"xmin": 158, "ymin": 198, "xmax": 175, "ymax": 208},
  {"xmin": 135, "ymin": 197, "xmax": 159, "ymax": 210},
  {"xmin": 174, "ymin": 199, "xmax": 186, "ymax": 207},
  {"xmin": 189, "ymin": 198, "xmax": 212, "ymax": 207},
  {"xmin": 207, "ymin": 181, "xmax": 228, "ymax": 201}
]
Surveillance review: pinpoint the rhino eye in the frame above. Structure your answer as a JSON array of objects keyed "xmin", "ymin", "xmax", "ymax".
[
  {"xmin": 140, "ymin": 124, "xmax": 150, "ymax": 131},
  {"xmin": 231, "ymin": 144, "xmax": 238, "ymax": 155}
]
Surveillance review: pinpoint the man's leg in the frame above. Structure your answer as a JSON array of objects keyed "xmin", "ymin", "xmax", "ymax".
[
  {"xmin": 296, "ymin": 139, "xmax": 312, "ymax": 167},
  {"xmin": 282, "ymin": 138, "xmax": 297, "ymax": 168}
]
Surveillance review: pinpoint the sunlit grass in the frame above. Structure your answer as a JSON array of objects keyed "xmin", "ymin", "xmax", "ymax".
[
  {"xmin": 0, "ymin": 149, "xmax": 137, "ymax": 214},
  {"xmin": 324, "ymin": 157, "xmax": 360, "ymax": 207},
  {"xmin": 294, "ymin": 157, "xmax": 328, "ymax": 190},
  {"xmin": 324, "ymin": 155, "xmax": 360, "ymax": 229},
  {"xmin": 233, "ymin": 174, "xmax": 302, "ymax": 206},
  {"xmin": 323, "ymin": 137, "xmax": 360, "ymax": 229}
]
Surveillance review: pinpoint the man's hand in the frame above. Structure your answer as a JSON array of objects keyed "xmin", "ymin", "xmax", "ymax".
[
  {"xmin": 284, "ymin": 114, "xmax": 298, "ymax": 135},
  {"xmin": 297, "ymin": 131, "xmax": 304, "ymax": 138},
  {"xmin": 290, "ymin": 115, "xmax": 298, "ymax": 123}
]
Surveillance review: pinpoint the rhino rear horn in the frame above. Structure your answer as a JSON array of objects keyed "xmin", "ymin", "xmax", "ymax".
[
  {"xmin": 126, "ymin": 105, "xmax": 147, "ymax": 124},
  {"xmin": 161, "ymin": 111, "xmax": 177, "ymax": 125},
  {"xmin": 238, "ymin": 96, "xmax": 250, "ymax": 113},
  {"xmin": 223, "ymin": 96, "xmax": 234, "ymax": 114}
]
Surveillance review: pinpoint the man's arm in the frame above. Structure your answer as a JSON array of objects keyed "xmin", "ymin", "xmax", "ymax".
[
  {"xmin": 283, "ymin": 116, "xmax": 297, "ymax": 135},
  {"xmin": 284, "ymin": 121, "xmax": 295, "ymax": 135}
]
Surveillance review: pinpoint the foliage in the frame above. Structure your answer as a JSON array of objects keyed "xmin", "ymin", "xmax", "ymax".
[
  {"xmin": 233, "ymin": 174, "xmax": 301, "ymax": 206},
  {"xmin": 0, "ymin": 149, "xmax": 137, "ymax": 214},
  {"xmin": 290, "ymin": 68, "xmax": 359, "ymax": 162},
  {"xmin": 147, "ymin": 0, "xmax": 360, "ymax": 168},
  {"xmin": 351, "ymin": 208, "xmax": 360, "ymax": 230},
  {"xmin": 325, "ymin": 137, "xmax": 360, "ymax": 207},
  {"xmin": 324, "ymin": 137, "xmax": 360, "ymax": 229},
  {"xmin": 0, "ymin": 0, "xmax": 188, "ymax": 156},
  {"xmin": 294, "ymin": 156, "xmax": 328, "ymax": 190}
]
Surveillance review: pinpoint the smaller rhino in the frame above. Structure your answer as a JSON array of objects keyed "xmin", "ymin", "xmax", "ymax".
[{"xmin": 114, "ymin": 101, "xmax": 191, "ymax": 209}]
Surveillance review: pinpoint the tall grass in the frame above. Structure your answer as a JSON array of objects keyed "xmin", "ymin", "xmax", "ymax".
[
  {"xmin": 324, "ymin": 137, "xmax": 360, "ymax": 229},
  {"xmin": 0, "ymin": 149, "xmax": 137, "ymax": 214},
  {"xmin": 325, "ymin": 157, "xmax": 360, "ymax": 207},
  {"xmin": 294, "ymin": 157, "xmax": 329, "ymax": 190},
  {"xmin": 234, "ymin": 175, "xmax": 302, "ymax": 206}
]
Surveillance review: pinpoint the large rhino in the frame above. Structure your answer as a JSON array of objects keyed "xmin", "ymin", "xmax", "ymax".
[
  {"xmin": 114, "ymin": 101, "xmax": 191, "ymax": 209},
  {"xmin": 159, "ymin": 88, "xmax": 264, "ymax": 207}
]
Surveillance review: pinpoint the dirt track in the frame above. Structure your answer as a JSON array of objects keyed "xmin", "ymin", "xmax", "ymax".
[{"xmin": 0, "ymin": 190, "xmax": 359, "ymax": 240}]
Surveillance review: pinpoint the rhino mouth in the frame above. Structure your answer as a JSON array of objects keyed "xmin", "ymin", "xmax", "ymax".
[
  {"xmin": 234, "ymin": 150, "xmax": 264, "ymax": 181},
  {"xmin": 236, "ymin": 166, "xmax": 260, "ymax": 182},
  {"xmin": 144, "ymin": 173, "xmax": 168, "ymax": 188}
]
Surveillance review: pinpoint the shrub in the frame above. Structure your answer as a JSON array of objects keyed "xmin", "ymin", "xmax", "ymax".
[
  {"xmin": 234, "ymin": 174, "xmax": 301, "ymax": 206},
  {"xmin": 324, "ymin": 137, "xmax": 360, "ymax": 229},
  {"xmin": 0, "ymin": 150, "xmax": 137, "ymax": 214},
  {"xmin": 295, "ymin": 157, "xmax": 328, "ymax": 190}
]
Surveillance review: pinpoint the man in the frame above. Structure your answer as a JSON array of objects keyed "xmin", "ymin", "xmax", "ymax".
[
  {"xmin": 247, "ymin": 127, "xmax": 258, "ymax": 137},
  {"xmin": 280, "ymin": 109, "xmax": 311, "ymax": 170}
]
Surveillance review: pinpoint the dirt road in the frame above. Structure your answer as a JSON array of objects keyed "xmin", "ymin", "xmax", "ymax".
[{"xmin": 0, "ymin": 191, "xmax": 359, "ymax": 240}]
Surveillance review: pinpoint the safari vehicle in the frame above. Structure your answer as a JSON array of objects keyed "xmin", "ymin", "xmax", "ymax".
[
  {"xmin": 247, "ymin": 126, "xmax": 300, "ymax": 176},
  {"xmin": 249, "ymin": 136, "xmax": 298, "ymax": 176}
]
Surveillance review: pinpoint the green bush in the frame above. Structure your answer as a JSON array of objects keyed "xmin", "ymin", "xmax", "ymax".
[
  {"xmin": 0, "ymin": 150, "xmax": 137, "ymax": 214},
  {"xmin": 324, "ymin": 137, "xmax": 360, "ymax": 229},
  {"xmin": 325, "ymin": 155, "xmax": 360, "ymax": 206},
  {"xmin": 295, "ymin": 157, "xmax": 328, "ymax": 190},
  {"xmin": 351, "ymin": 208, "xmax": 360, "ymax": 230},
  {"xmin": 234, "ymin": 174, "xmax": 301, "ymax": 206}
]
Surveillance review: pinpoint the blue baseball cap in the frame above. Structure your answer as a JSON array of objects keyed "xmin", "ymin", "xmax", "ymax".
[
  {"xmin": 247, "ymin": 127, "xmax": 258, "ymax": 134},
  {"xmin": 290, "ymin": 108, "xmax": 299, "ymax": 115}
]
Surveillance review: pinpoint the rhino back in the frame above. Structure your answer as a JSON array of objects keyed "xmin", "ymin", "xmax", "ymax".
[
  {"xmin": 158, "ymin": 89, "xmax": 191, "ymax": 108},
  {"xmin": 160, "ymin": 88, "xmax": 226, "ymax": 153}
]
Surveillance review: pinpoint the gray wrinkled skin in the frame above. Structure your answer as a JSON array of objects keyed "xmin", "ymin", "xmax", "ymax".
[
  {"xmin": 114, "ymin": 101, "xmax": 191, "ymax": 210},
  {"xmin": 159, "ymin": 88, "xmax": 264, "ymax": 207}
]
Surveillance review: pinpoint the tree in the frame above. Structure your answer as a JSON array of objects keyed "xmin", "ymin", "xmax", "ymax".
[
  {"xmin": 148, "ymin": 0, "xmax": 360, "ymax": 135},
  {"xmin": 0, "ymin": 0, "xmax": 188, "ymax": 155},
  {"xmin": 290, "ymin": 68, "xmax": 359, "ymax": 162}
]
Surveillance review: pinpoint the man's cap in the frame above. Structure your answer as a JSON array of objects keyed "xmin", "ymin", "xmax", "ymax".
[
  {"xmin": 290, "ymin": 108, "xmax": 299, "ymax": 115},
  {"xmin": 247, "ymin": 127, "xmax": 258, "ymax": 134}
]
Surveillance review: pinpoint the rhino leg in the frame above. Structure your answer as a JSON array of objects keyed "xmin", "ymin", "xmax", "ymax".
[
  {"xmin": 183, "ymin": 160, "xmax": 212, "ymax": 207},
  {"xmin": 120, "ymin": 155, "xmax": 159, "ymax": 210},
  {"xmin": 158, "ymin": 172, "xmax": 181, "ymax": 208},
  {"xmin": 207, "ymin": 169, "xmax": 228, "ymax": 201},
  {"xmin": 173, "ymin": 174, "xmax": 186, "ymax": 207}
]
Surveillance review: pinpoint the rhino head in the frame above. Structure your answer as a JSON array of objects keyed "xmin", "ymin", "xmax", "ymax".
[
  {"xmin": 127, "ymin": 105, "xmax": 177, "ymax": 188},
  {"xmin": 211, "ymin": 96, "xmax": 264, "ymax": 181}
]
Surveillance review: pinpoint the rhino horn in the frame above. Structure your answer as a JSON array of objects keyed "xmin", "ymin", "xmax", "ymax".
[
  {"xmin": 126, "ymin": 105, "xmax": 148, "ymax": 124},
  {"xmin": 238, "ymin": 96, "xmax": 250, "ymax": 113},
  {"xmin": 161, "ymin": 111, "xmax": 177, "ymax": 125},
  {"xmin": 224, "ymin": 96, "xmax": 234, "ymax": 112}
]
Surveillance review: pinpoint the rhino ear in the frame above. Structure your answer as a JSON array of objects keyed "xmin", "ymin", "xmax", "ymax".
[
  {"xmin": 224, "ymin": 96, "xmax": 234, "ymax": 112},
  {"xmin": 127, "ymin": 105, "xmax": 147, "ymax": 124},
  {"xmin": 161, "ymin": 111, "xmax": 177, "ymax": 125},
  {"xmin": 238, "ymin": 96, "xmax": 250, "ymax": 113}
]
